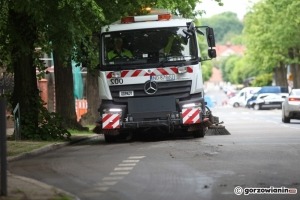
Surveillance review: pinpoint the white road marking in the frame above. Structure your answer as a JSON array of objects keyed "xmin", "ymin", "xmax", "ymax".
[
  {"xmin": 114, "ymin": 167, "xmax": 134, "ymax": 171},
  {"xmin": 119, "ymin": 163, "xmax": 136, "ymax": 167},
  {"xmin": 122, "ymin": 159, "xmax": 140, "ymax": 163},
  {"xmin": 110, "ymin": 171, "xmax": 130, "ymax": 175},
  {"xmin": 91, "ymin": 155, "xmax": 146, "ymax": 193},
  {"xmin": 128, "ymin": 156, "xmax": 146, "ymax": 159}
]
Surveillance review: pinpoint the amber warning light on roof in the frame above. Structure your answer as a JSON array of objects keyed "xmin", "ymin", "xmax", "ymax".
[{"xmin": 121, "ymin": 13, "xmax": 172, "ymax": 24}]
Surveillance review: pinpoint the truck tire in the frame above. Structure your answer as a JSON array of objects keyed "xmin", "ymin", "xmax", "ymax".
[
  {"xmin": 192, "ymin": 127, "xmax": 206, "ymax": 138},
  {"xmin": 104, "ymin": 134, "xmax": 118, "ymax": 143}
]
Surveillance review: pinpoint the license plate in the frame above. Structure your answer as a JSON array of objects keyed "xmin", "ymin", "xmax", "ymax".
[
  {"xmin": 119, "ymin": 91, "xmax": 134, "ymax": 97},
  {"xmin": 151, "ymin": 74, "xmax": 176, "ymax": 81}
]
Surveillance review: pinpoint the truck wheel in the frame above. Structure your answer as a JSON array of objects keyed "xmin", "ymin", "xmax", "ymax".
[
  {"xmin": 104, "ymin": 134, "xmax": 117, "ymax": 143},
  {"xmin": 192, "ymin": 127, "xmax": 206, "ymax": 138}
]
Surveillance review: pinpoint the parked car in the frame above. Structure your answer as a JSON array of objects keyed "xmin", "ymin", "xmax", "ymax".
[
  {"xmin": 228, "ymin": 87, "xmax": 261, "ymax": 107},
  {"xmin": 246, "ymin": 86, "xmax": 289, "ymax": 108},
  {"xmin": 282, "ymin": 89, "xmax": 300, "ymax": 123},
  {"xmin": 248, "ymin": 93, "xmax": 287, "ymax": 110}
]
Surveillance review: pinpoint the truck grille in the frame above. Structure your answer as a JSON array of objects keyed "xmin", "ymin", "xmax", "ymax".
[{"xmin": 110, "ymin": 80, "xmax": 192, "ymax": 103}]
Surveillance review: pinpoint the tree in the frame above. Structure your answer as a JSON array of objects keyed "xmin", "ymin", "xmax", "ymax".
[
  {"xmin": 0, "ymin": 0, "xmax": 223, "ymax": 139},
  {"xmin": 200, "ymin": 12, "xmax": 243, "ymax": 44},
  {"xmin": 43, "ymin": 0, "xmax": 104, "ymax": 129},
  {"xmin": 0, "ymin": 0, "xmax": 104, "ymax": 138},
  {"xmin": 243, "ymin": 0, "xmax": 300, "ymax": 88}
]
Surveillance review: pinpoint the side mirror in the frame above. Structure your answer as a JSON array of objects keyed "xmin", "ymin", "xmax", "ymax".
[
  {"xmin": 208, "ymin": 49, "xmax": 216, "ymax": 58},
  {"xmin": 206, "ymin": 27, "xmax": 216, "ymax": 47}
]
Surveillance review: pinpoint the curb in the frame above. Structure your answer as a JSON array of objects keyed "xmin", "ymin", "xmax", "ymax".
[
  {"xmin": 8, "ymin": 134, "xmax": 98, "ymax": 162},
  {"xmin": 7, "ymin": 172, "xmax": 81, "ymax": 200},
  {"xmin": 6, "ymin": 134, "xmax": 99, "ymax": 200}
]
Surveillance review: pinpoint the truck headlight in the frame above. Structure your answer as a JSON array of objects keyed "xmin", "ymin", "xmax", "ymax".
[
  {"xmin": 103, "ymin": 108, "xmax": 122, "ymax": 113},
  {"xmin": 112, "ymin": 71, "xmax": 121, "ymax": 78},
  {"xmin": 182, "ymin": 102, "xmax": 201, "ymax": 109},
  {"xmin": 178, "ymin": 66, "xmax": 187, "ymax": 74}
]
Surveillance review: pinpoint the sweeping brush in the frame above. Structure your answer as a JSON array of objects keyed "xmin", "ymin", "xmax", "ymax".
[{"xmin": 206, "ymin": 121, "xmax": 231, "ymax": 136}]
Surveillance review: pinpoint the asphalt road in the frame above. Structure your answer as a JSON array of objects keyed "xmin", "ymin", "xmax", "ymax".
[{"xmin": 9, "ymin": 92, "xmax": 300, "ymax": 200}]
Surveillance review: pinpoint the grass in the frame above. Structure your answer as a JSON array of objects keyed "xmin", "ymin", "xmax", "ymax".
[
  {"xmin": 7, "ymin": 140, "xmax": 54, "ymax": 157},
  {"xmin": 4, "ymin": 125, "xmax": 96, "ymax": 157},
  {"xmin": 68, "ymin": 125, "xmax": 95, "ymax": 135}
]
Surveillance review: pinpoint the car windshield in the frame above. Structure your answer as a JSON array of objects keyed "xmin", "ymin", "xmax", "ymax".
[{"xmin": 101, "ymin": 27, "xmax": 198, "ymax": 68}]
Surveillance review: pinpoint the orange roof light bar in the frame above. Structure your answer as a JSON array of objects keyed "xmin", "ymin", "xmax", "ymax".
[
  {"xmin": 121, "ymin": 13, "xmax": 171, "ymax": 24},
  {"xmin": 158, "ymin": 13, "xmax": 172, "ymax": 21},
  {"xmin": 121, "ymin": 16, "xmax": 135, "ymax": 24}
]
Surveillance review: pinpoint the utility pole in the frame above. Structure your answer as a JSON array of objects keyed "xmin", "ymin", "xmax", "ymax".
[{"xmin": 0, "ymin": 98, "xmax": 7, "ymax": 196}]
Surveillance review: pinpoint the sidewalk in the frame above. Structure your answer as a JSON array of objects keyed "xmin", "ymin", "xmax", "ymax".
[
  {"xmin": 1, "ymin": 172, "xmax": 79, "ymax": 200},
  {"xmin": 1, "ymin": 128, "xmax": 94, "ymax": 200}
]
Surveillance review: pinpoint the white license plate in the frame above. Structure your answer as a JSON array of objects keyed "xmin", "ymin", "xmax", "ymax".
[
  {"xmin": 119, "ymin": 91, "xmax": 134, "ymax": 97},
  {"xmin": 151, "ymin": 74, "xmax": 176, "ymax": 81}
]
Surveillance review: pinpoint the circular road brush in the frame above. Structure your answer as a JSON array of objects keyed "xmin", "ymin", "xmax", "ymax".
[{"xmin": 206, "ymin": 121, "xmax": 231, "ymax": 136}]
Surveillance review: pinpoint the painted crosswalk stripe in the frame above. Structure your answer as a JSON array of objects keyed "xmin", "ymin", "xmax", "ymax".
[
  {"xmin": 110, "ymin": 171, "xmax": 130, "ymax": 175},
  {"xmin": 118, "ymin": 163, "xmax": 136, "ymax": 167},
  {"xmin": 128, "ymin": 156, "xmax": 146, "ymax": 159},
  {"xmin": 122, "ymin": 160, "xmax": 140, "ymax": 163},
  {"xmin": 114, "ymin": 167, "xmax": 134, "ymax": 171}
]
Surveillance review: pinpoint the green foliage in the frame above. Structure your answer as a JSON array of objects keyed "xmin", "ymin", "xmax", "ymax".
[
  {"xmin": 251, "ymin": 73, "xmax": 273, "ymax": 87},
  {"xmin": 16, "ymin": 95, "xmax": 71, "ymax": 141},
  {"xmin": 38, "ymin": 106, "xmax": 71, "ymax": 141},
  {"xmin": 220, "ymin": 55, "xmax": 241, "ymax": 83},
  {"xmin": 0, "ymin": 0, "xmax": 224, "ymax": 141},
  {"xmin": 200, "ymin": 11, "xmax": 243, "ymax": 44},
  {"xmin": 202, "ymin": 63, "xmax": 213, "ymax": 81},
  {"xmin": 243, "ymin": 0, "xmax": 300, "ymax": 80}
]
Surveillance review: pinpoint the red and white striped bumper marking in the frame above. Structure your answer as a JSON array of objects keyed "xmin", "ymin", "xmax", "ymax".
[
  {"xmin": 106, "ymin": 66, "xmax": 193, "ymax": 78},
  {"xmin": 182, "ymin": 108, "xmax": 201, "ymax": 125},
  {"xmin": 102, "ymin": 113, "xmax": 121, "ymax": 129}
]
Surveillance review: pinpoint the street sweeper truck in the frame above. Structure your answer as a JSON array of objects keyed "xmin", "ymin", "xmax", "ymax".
[{"xmin": 95, "ymin": 10, "xmax": 229, "ymax": 142}]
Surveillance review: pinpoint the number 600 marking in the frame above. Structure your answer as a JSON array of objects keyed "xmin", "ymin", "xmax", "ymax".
[{"xmin": 110, "ymin": 78, "xmax": 123, "ymax": 85}]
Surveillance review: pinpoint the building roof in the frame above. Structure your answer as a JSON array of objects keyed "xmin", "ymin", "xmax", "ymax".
[{"xmin": 215, "ymin": 43, "xmax": 245, "ymax": 58}]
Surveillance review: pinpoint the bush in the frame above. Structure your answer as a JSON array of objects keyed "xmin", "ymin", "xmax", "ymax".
[{"xmin": 251, "ymin": 73, "xmax": 273, "ymax": 87}]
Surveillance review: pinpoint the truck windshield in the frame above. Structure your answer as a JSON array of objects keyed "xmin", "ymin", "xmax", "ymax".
[{"xmin": 101, "ymin": 27, "xmax": 198, "ymax": 68}]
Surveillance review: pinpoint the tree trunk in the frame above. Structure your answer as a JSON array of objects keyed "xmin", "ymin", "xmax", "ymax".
[
  {"xmin": 273, "ymin": 62, "xmax": 287, "ymax": 86},
  {"xmin": 80, "ymin": 69, "xmax": 100, "ymax": 125},
  {"xmin": 291, "ymin": 64, "xmax": 300, "ymax": 88},
  {"xmin": 9, "ymin": 10, "xmax": 39, "ymax": 138},
  {"xmin": 53, "ymin": 51, "xmax": 81, "ymax": 129}
]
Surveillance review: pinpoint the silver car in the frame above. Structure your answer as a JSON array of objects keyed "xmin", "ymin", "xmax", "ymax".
[{"xmin": 282, "ymin": 89, "xmax": 300, "ymax": 123}]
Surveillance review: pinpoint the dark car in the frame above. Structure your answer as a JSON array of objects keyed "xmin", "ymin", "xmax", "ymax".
[{"xmin": 246, "ymin": 86, "xmax": 288, "ymax": 108}]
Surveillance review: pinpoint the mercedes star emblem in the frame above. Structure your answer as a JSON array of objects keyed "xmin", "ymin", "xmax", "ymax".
[{"xmin": 144, "ymin": 80, "xmax": 158, "ymax": 95}]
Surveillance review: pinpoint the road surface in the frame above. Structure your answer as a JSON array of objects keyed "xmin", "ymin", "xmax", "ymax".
[{"xmin": 9, "ymin": 91, "xmax": 300, "ymax": 200}]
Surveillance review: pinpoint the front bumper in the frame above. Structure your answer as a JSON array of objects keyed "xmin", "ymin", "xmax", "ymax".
[{"xmin": 99, "ymin": 94, "xmax": 207, "ymax": 130}]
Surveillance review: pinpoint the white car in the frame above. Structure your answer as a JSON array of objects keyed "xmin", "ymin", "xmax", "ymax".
[
  {"xmin": 282, "ymin": 89, "xmax": 300, "ymax": 123},
  {"xmin": 228, "ymin": 87, "xmax": 261, "ymax": 107},
  {"xmin": 249, "ymin": 93, "xmax": 287, "ymax": 110}
]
